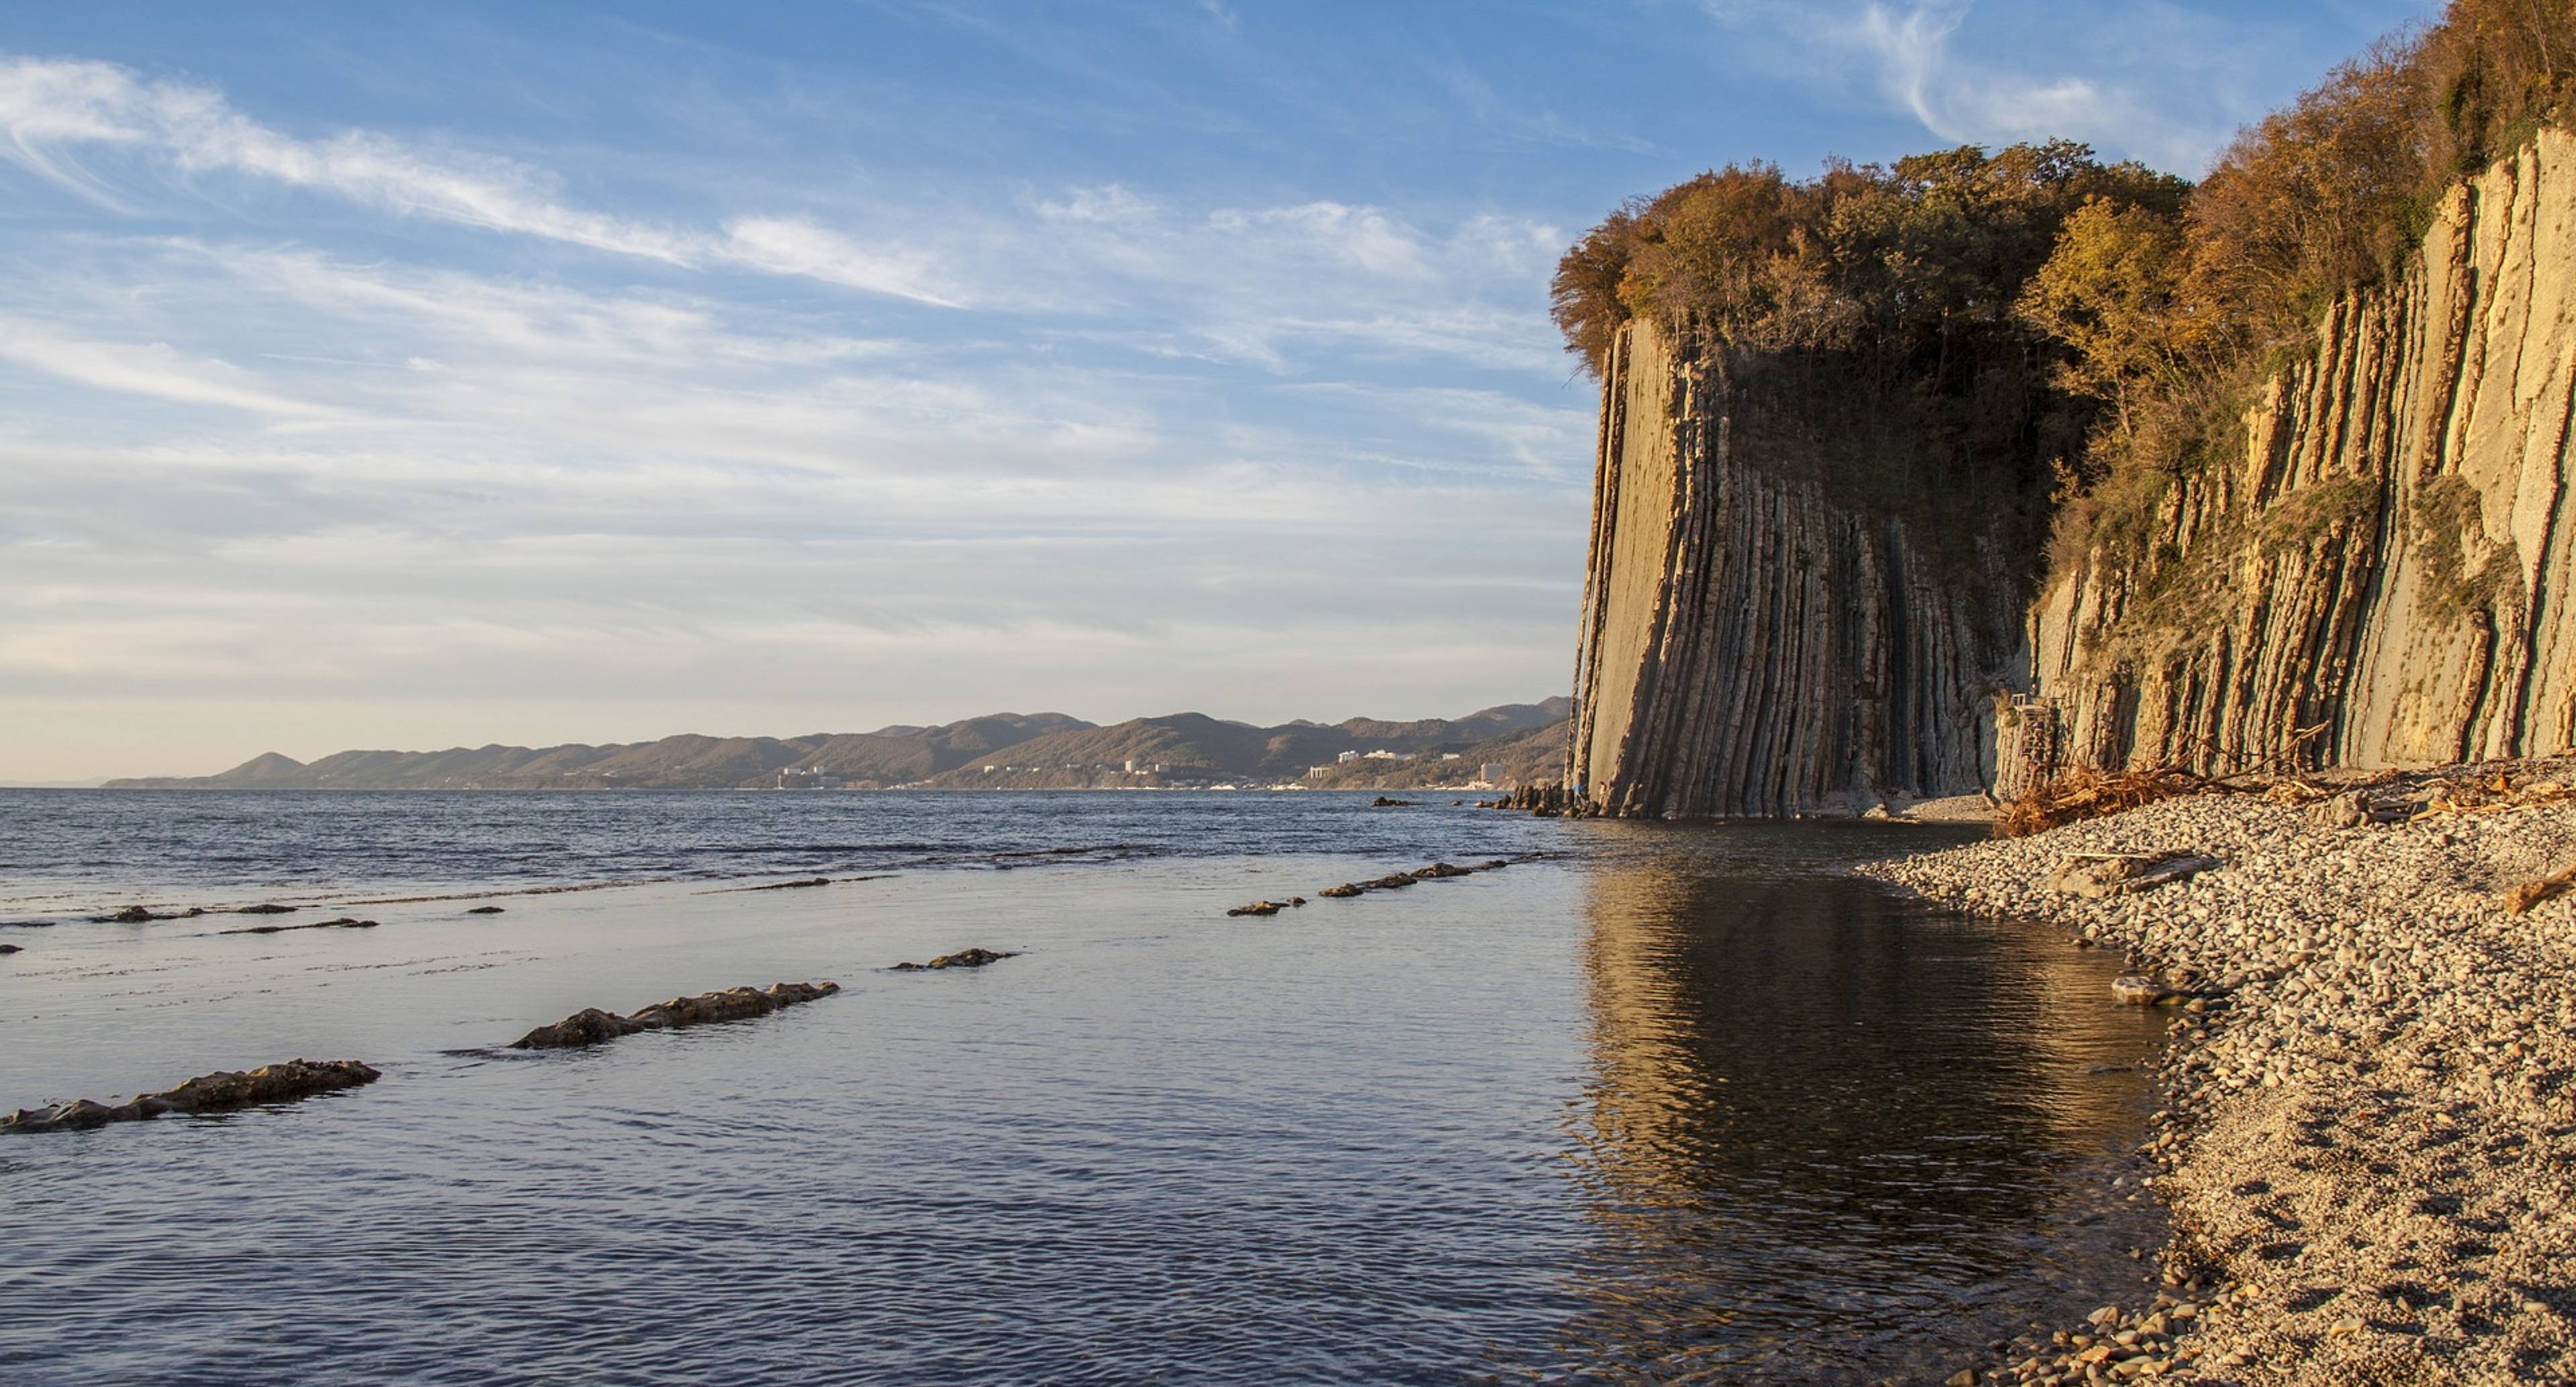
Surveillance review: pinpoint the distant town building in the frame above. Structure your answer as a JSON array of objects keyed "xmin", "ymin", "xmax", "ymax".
[
  {"xmin": 1124, "ymin": 759, "xmax": 1140, "ymax": 773},
  {"xmin": 1336, "ymin": 750, "xmax": 1359, "ymax": 763},
  {"xmin": 1307, "ymin": 765, "xmax": 1334, "ymax": 779},
  {"xmin": 777, "ymin": 767, "xmax": 843, "ymax": 790}
]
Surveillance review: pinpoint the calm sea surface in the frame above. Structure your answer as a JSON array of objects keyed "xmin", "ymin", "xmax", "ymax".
[{"xmin": 0, "ymin": 791, "xmax": 2167, "ymax": 1384}]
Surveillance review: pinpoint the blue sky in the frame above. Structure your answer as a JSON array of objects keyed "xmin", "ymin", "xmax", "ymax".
[{"xmin": 0, "ymin": 0, "xmax": 2429, "ymax": 779}]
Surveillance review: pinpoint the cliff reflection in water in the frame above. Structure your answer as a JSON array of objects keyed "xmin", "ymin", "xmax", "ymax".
[{"xmin": 1559, "ymin": 822, "xmax": 2169, "ymax": 1383}]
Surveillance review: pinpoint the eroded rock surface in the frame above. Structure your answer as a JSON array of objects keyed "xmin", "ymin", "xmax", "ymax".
[
  {"xmin": 511, "ymin": 981, "xmax": 840, "ymax": 1050},
  {"xmin": 218, "ymin": 916, "xmax": 379, "ymax": 936},
  {"xmin": 2, "ymin": 1060, "xmax": 381, "ymax": 1134},
  {"xmin": 889, "ymin": 948, "xmax": 1017, "ymax": 971},
  {"xmin": 2028, "ymin": 128, "xmax": 2576, "ymax": 779}
]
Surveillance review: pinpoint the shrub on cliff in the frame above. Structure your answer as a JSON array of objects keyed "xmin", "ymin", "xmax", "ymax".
[
  {"xmin": 2022, "ymin": 0, "xmax": 2572, "ymax": 571},
  {"xmin": 1550, "ymin": 142, "xmax": 2184, "ymax": 378}
]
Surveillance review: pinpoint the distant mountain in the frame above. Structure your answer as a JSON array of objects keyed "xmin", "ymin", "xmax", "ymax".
[
  {"xmin": 924, "ymin": 700, "xmax": 1570, "ymax": 788},
  {"xmin": 105, "ymin": 700, "xmax": 1570, "ymax": 791}
]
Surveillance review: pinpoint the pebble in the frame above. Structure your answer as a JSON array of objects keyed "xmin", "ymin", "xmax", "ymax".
[{"xmin": 1862, "ymin": 757, "xmax": 2576, "ymax": 1384}]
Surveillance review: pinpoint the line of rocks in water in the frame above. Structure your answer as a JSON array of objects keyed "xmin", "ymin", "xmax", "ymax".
[
  {"xmin": 1860, "ymin": 759, "xmax": 2576, "ymax": 1385},
  {"xmin": 217, "ymin": 916, "xmax": 380, "ymax": 936},
  {"xmin": 511, "ymin": 981, "xmax": 843, "ymax": 1050},
  {"xmin": 1, "ymin": 1060, "xmax": 381, "ymax": 1134},
  {"xmin": 1217, "ymin": 859, "xmax": 1513, "ymax": 918},
  {"xmin": 888, "ymin": 948, "xmax": 1018, "ymax": 970},
  {"xmin": 1312, "ymin": 858, "xmax": 1509, "ymax": 901}
]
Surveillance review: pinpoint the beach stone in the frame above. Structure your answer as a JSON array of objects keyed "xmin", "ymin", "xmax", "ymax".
[
  {"xmin": 2111, "ymin": 975, "xmax": 2184, "ymax": 1005},
  {"xmin": 0, "ymin": 944, "xmax": 19, "ymax": 956},
  {"xmin": 1856, "ymin": 755, "xmax": 2576, "ymax": 1384},
  {"xmin": 2046, "ymin": 852, "xmax": 2221, "ymax": 898},
  {"xmin": 231, "ymin": 903, "xmax": 297, "ymax": 915},
  {"xmin": 1318, "ymin": 884, "xmax": 1363, "ymax": 899},
  {"xmin": 466, "ymin": 905, "xmax": 505, "ymax": 914}
]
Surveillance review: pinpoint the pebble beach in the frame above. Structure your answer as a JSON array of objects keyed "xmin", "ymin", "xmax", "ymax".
[{"xmin": 1863, "ymin": 764, "xmax": 2576, "ymax": 1384}]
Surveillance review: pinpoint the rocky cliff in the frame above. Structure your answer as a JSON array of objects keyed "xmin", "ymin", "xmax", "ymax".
[
  {"xmin": 2026, "ymin": 127, "xmax": 2576, "ymax": 776},
  {"xmin": 1566, "ymin": 321, "xmax": 2034, "ymax": 816}
]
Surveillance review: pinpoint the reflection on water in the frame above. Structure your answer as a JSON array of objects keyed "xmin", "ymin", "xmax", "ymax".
[
  {"xmin": 0, "ymin": 800, "xmax": 2176, "ymax": 1386},
  {"xmin": 1559, "ymin": 822, "xmax": 2169, "ymax": 1384}
]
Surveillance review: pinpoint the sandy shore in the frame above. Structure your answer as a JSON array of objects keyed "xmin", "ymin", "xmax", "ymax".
[{"xmin": 1862, "ymin": 765, "xmax": 2576, "ymax": 1385}]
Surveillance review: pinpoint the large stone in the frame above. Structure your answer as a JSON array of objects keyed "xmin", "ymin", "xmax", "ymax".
[
  {"xmin": 3, "ymin": 1059, "xmax": 380, "ymax": 1134},
  {"xmin": 889, "ymin": 949, "xmax": 1017, "ymax": 971},
  {"xmin": 2046, "ymin": 852, "xmax": 2222, "ymax": 899},
  {"xmin": 510, "ymin": 981, "xmax": 840, "ymax": 1050}
]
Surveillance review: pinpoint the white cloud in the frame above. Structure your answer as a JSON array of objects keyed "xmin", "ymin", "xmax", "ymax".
[
  {"xmin": 0, "ymin": 50, "xmax": 1592, "ymax": 779},
  {"xmin": 0, "ymin": 315, "xmax": 341, "ymax": 417},
  {"xmin": 0, "ymin": 54, "xmax": 963, "ymax": 302},
  {"xmin": 1696, "ymin": 0, "xmax": 2316, "ymax": 174}
]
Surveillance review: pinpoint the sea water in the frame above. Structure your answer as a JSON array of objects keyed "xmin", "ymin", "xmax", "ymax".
[{"xmin": 0, "ymin": 791, "xmax": 2165, "ymax": 1384}]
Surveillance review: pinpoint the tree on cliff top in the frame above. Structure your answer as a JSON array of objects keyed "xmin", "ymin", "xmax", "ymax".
[
  {"xmin": 2017, "ymin": 0, "xmax": 2573, "ymax": 558},
  {"xmin": 1548, "ymin": 142, "xmax": 2184, "ymax": 378}
]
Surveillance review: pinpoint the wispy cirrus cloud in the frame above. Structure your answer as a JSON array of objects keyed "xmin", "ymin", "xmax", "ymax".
[
  {"xmin": 1693, "ymin": 0, "xmax": 2341, "ymax": 174},
  {"xmin": 0, "ymin": 55, "xmax": 971, "ymax": 303},
  {"xmin": 0, "ymin": 313, "xmax": 343, "ymax": 419},
  {"xmin": 0, "ymin": 38, "xmax": 1596, "ymax": 779}
]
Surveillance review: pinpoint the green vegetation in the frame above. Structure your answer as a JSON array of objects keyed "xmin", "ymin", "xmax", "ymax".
[
  {"xmin": 2412, "ymin": 475, "xmax": 2526, "ymax": 621},
  {"xmin": 1551, "ymin": 143, "xmax": 2184, "ymax": 374},
  {"xmin": 1552, "ymin": 0, "xmax": 2573, "ymax": 600}
]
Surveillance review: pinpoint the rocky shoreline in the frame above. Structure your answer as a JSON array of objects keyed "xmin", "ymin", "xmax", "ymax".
[{"xmin": 1862, "ymin": 763, "xmax": 2576, "ymax": 1384}]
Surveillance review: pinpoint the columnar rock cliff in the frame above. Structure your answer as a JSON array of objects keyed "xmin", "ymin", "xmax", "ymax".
[
  {"xmin": 2030, "ymin": 128, "xmax": 2576, "ymax": 775},
  {"xmin": 1568, "ymin": 130, "xmax": 2576, "ymax": 815},
  {"xmin": 1566, "ymin": 322, "xmax": 2031, "ymax": 817}
]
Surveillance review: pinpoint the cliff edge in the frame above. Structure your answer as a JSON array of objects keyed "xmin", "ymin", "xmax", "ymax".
[
  {"xmin": 1567, "ymin": 320, "xmax": 2029, "ymax": 816},
  {"xmin": 2023, "ymin": 127, "xmax": 2576, "ymax": 779}
]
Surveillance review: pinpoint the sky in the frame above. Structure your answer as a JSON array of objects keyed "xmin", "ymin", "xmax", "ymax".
[{"xmin": 0, "ymin": 0, "xmax": 2433, "ymax": 781}]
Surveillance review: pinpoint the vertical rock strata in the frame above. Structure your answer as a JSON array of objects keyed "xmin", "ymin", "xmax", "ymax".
[
  {"xmin": 1568, "ymin": 323, "xmax": 2029, "ymax": 816},
  {"xmin": 2034, "ymin": 128, "xmax": 2576, "ymax": 773},
  {"xmin": 1570, "ymin": 132, "xmax": 2576, "ymax": 816}
]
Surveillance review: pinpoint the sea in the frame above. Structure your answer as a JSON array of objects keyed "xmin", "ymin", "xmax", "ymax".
[{"xmin": 0, "ymin": 789, "xmax": 2168, "ymax": 1385}]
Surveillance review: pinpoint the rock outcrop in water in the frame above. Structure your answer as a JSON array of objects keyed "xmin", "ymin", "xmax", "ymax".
[
  {"xmin": 888, "ymin": 948, "xmax": 1017, "ymax": 970},
  {"xmin": 511, "ymin": 981, "xmax": 840, "ymax": 1049},
  {"xmin": 2, "ymin": 1060, "xmax": 381, "ymax": 1134},
  {"xmin": 2019, "ymin": 129, "xmax": 2576, "ymax": 779}
]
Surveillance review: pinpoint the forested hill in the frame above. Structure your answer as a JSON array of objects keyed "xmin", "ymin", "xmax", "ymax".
[{"xmin": 107, "ymin": 700, "xmax": 1571, "ymax": 791}]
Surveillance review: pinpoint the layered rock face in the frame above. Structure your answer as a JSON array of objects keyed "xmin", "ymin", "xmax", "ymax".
[
  {"xmin": 1567, "ymin": 323, "xmax": 2033, "ymax": 816},
  {"xmin": 2031, "ymin": 128, "xmax": 2576, "ymax": 774}
]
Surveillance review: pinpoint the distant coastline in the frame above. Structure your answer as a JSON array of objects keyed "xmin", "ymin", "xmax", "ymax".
[{"xmin": 102, "ymin": 700, "xmax": 1570, "ymax": 793}]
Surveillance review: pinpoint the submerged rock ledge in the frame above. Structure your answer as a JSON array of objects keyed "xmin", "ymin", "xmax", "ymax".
[
  {"xmin": 512, "ymin": 981, "xmax": 841, "ymax": 1050},
  {"xmin": 2, "ymin": 1060, "xmax": 382, "ymax": 1135},
  {"xmin": 1860, "ymin": 763, "xmax": 2576, "ymax": 1384}
]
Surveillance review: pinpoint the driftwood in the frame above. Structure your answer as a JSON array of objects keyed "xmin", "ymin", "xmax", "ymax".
[
  {"xmin": 2506, "ymin": 865, "xmax": 2576, "ymax": 915},
  {"xmin": 1999, "ymin": 766, "xmax": 2215, "ymax": 838}
]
